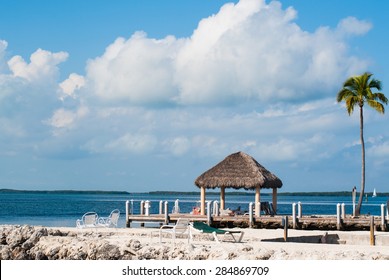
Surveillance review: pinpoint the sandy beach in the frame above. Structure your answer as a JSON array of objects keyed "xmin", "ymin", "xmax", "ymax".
[{"xmin": 1, "ymin": 224, "xmax": 389, "ymax": 260}]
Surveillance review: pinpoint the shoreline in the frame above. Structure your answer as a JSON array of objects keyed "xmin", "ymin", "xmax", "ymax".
[
  {"xmin": 2, "ymin": 188, "xmax": 388, "ymax": 197},
  {"xmin": 1, "ymin": 224, "xmax": 389, "ymax": 260}
]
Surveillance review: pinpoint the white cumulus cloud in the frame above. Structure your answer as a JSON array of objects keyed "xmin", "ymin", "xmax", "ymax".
[
  {"xmin": 7, "ymin": 48, "xmax": 68, "ymax": 83},
  {"xmin": 337, "ymin": 16, "xmax": 372, "ymax": 36},
  {"xmin": 47, "ymin": 106, "xmax": 89, "ymax": 130},
  {"xmin": 85, "ymin": 33, "xmax": 181, "ymax": 105},
  {"xmin": 105, "ymin": 133, "xmax": 157, "ymax": 154},
  {"xmin": 79, "ymin": 0, "xmax": 370, "ymax": 107},
  {"xmin": 368, "ymin": 141, "xmax": 389, "ymax": 158},
  {"xmin": 59, "ymin": 73, "xmax": 85, "ymax": 99}
]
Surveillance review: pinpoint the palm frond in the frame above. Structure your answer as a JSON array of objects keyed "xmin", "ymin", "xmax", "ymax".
[
  {"xmin": 373, "ymin": 92, "xmax": 388, "ymax": 104},
  {"xmin": 345, "ymin": 97, "xmax": 359, "ymax": 115},
  {"xmin": 343, "ymin": 77, "xmax": 356, "ymax": 88},
  {"xmin": 337, "ymin": 88, "xmax": 354, "ymax": 102},
  {"xmin": 367, "ymin": 100, "xmax": 385, "ymax": 114},
  {"xmin": 369, "ymin": 78, "xmax": 382, "ymax": 91},
  {"xmin": 337, "ymin": 72, "xmax": 387, "ymax": 116}
]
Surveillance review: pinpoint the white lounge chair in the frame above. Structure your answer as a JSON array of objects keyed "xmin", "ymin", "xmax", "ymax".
[
  {"xmin": 76, "ymin": 212, "xmax": 98, "ymax": 228},
  {"xmin": 159, "ymin": 218, "xmax": 191, "ymax": 243},
  {"xmin": 97, "ymin": 209, "xmax": 120, "ymax": 228}
]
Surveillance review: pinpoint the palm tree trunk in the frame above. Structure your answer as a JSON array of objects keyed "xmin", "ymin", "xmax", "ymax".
[{"xmin": 356, "ymin": 106, "xmax": 365, "ymax": 215}]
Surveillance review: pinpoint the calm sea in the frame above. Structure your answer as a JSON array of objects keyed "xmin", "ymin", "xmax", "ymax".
[{"xmin": 0, "ymin": 191, "xmax": 388, "ymax": 228}]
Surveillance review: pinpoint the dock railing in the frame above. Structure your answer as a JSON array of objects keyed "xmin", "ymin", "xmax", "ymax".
[{"xmin": 125, "ymin": 199, "xmax": 388, "ymax": 231}]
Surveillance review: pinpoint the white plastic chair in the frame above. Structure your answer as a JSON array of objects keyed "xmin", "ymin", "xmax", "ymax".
[
  {"xmin": 159, "ymin": 218, "xmax": 191, "ymax": 243},
  {"xmin": 97, "ymin": 209, "xmax": 120, "ymax": 228},
  {"xmin": 76, "ymin": 212, "xmax": 98, "ymax": 228}
]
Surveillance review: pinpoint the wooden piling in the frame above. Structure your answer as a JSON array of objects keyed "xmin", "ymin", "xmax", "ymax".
[
  {"xmin": 292, "ymin": 203, "xmax": 296, "ymax": 229},
  {"xmin": 164, "ymin": 201, "xmax": 169, "ymax": 225},
  {"xmin": 200, "ymin": 187, "xmax": 206, "ymax": 215},
  {"xmin": 125, "ymin": 200, "xmax": 130, "ymax": 227},
  {"xmin": 336, "ymin": 203, "xmax": 341, "ymax": 230},
  {"xmin": 140, "ymin": 201, "xmax": 144, "ymax": 215},
  {"xmin": 159, "ymin": 201, "xmax": 163, "ymax": 214},
  {"xmin": 370, "ymin": 216, "xmax": 375, "ymax": 246},
  {"xmin": 213, "ymin": 201, "xmax": 219, "ymax": 216},
  {"xmin": 283, "ymin": 216, "xmax": 288, "ymax": 242},
  {"xmin": 207, "ymin": 201, "xmax": 212, "ymax": 225},
  {"xmin": 140, "ymin": 200, "xmax": 145, "ymax": 227},
  {"xmin": 298, "ymin": 202, "xmax": 302, "ymax": 218},
  {"xmin": 126, "ymin": 200, "xmax": 130, "ymax": 214},
  {"xmin": 381, "ymin": 204, "xmax": 386, "ymax": 231},
  {"xmin": 249, "ymin": 202, "xmax": 253, "ymax": 228}
]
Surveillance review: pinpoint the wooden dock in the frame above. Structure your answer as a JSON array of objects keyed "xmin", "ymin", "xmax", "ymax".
[
  {"xmin": 126, "ymin": 213, "xmax": 388, "ymax": 231},
  {"xmin": 125, "ymin": 199, "xmax": 388, "ymax": 231}
]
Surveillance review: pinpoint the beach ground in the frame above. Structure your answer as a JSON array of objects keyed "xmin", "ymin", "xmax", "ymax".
[{"xmin": 2, "ymin": 225, "xmax": 389, "ymax": 260}]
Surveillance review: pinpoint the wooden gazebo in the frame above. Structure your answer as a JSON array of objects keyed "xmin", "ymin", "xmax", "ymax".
[{"xmin": 194, "ymin": 151, "xmax": 283, "ymax": 215}]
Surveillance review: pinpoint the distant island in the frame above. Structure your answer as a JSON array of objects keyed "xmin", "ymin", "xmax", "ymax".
[
  {"xmin": 0, "ymin": 189, "xmax": 131, "ymax": 195},
  {"xmin": 0, "ymin": 188, "xmax": 387, "ymax": 197}
]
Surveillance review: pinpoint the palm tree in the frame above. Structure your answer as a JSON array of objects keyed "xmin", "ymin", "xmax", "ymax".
[{"xmin": 337, "ymin": 72, "xmax": 387, "ymax": 215}]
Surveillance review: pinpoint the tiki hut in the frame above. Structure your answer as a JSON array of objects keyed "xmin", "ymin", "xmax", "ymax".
[{"xmin": 195, "ymin": 151, "xmax": 282, "ymax": 215}]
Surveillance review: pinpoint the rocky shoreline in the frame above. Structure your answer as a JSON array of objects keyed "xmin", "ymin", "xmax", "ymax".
[
  {"xmin": 2, "ymin": 225, "xmax": 389, "ymax": 260},
  {"xmin": 1, "ymin": 226, "xmax": 129, "ymax": 260},
  {"xmin": 0, "ymin": 225, "xmax": 236, "ymax": 260}
]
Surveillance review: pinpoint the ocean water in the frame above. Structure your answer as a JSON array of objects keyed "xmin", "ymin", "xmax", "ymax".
[{"xmin": 0, "ymin": 191, "xmax": 388, "ymax": 228}]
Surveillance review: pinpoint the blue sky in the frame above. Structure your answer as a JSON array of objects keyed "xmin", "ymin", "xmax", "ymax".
[{"xmin": 0, "ymin": 0, "xmax": 388, "ymax": 193}]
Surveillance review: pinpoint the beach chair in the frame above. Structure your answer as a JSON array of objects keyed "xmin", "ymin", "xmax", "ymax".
[
  {"xmin": 232, "ymin": 206, "xmax": 244, "ymax": 215},
  {"xmin": 260, "ymin": 202, "xmax": 277, "ymax": 216},
  {"xmin": 159, "ymin": 218, "xmax": 191, "ymax": 243},
  {"xmin": 190, "ymin": 221, "xmax": 244, "ymax": 243},
  {"xmin": 76, "ymin": 212, "xmax": 98, "ymax": 228},
  {"xmin": 97, "ymin": 209, "xmax": 120, "ymax": 228},
  {"xmin": 219, "ymin": 208, "xmax": 234, "ymax": 216}
]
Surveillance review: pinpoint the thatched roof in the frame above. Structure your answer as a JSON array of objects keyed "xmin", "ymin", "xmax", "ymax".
[{"xmin": 195, "ymin": 151, "xmax": 282, "ymax": 190}]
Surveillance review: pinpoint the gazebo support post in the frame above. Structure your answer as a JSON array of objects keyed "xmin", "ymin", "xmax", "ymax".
[
  {"xmin": 220, "ymin": 187, "xmax": 225, "ymax": 210},
  {"xmin": 255, "ymin": 187, "xmax": 260, "ymax": 217},
  {"xmin": 200, "ymin": 186, "xmax": 206, "ymax": 215},
  {"xmin": 272, "ymin": 188, "xmax": 278, "ymax": 213}
]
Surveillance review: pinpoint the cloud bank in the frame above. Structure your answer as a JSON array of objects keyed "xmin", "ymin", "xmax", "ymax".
[
  {"xmin": 62, "ymin": 0, "xmax": 371, "ymax": 106},
  {"xmin": 1, "ymin": 0, "xmax": 387, "ymax": 191}
]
